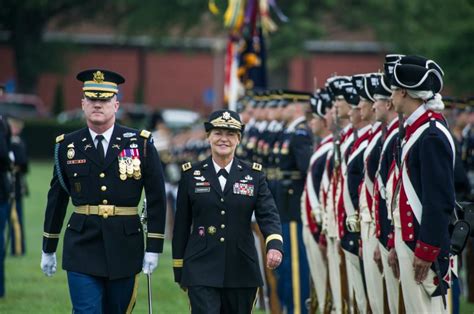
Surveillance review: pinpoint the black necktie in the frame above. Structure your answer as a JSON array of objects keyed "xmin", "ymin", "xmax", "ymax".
[
  {"xmin": 96, "ymin": 135, "xmax": 105, "ymax": 161},
  {"xmin": 217, "ymin": 168, "xmax": 229, "ymax": 179}
]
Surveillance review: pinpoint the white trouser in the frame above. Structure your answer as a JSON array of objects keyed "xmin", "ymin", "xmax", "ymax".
[
  {"xmin": 343, "ymin": 249, "xmax": 367, "ymax": 314},
  {"xmin": 302, "ymin": 227, "xmax": 327, "ymax": 313},
  {"xmin": 394, "ymin": 227, "xmax": 448, "ymax": 313},
  {"xmin": 379, "ymin": 243, "xmax": 400, "ymax": 314},
  {"xmin": 360, "ymin": 222, "xmax": 384, "ymax": 314},
  {"xmin": 327, "ymin": 237, "xmax": 342, "ymax": 313}
]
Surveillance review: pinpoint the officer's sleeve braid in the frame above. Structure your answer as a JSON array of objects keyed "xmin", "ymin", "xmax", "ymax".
[{"xmin": 54, "ymin": 143, "xmax": 69, "ymax": 194}]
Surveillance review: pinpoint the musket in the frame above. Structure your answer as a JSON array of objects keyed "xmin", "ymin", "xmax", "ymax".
[{"xmin": 140, "ymin": 198, "xmax": 153, "ymax": 314}]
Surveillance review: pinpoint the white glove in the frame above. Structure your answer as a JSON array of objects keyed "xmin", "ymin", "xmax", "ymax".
[
  {"xmin": 41, "ymin": 251, "xmax": 57, "ymax": 277},
  {"xmin": 346, "ymin": 213, "xmax": 361, "ymax": 233},
  {"xmin": 142, "ymin": 252, "xmax": 159, "ymax": 274}
]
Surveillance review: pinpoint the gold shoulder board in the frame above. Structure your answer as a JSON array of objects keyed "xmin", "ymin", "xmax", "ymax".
[
  {"xmin": 182, "ymin": 162, "xmax": 192, "ymax": 172},
  {"xmin": 252, "ymin": 162, "xmax": 262, "ymax": 171},
  {"xmin": 56, "ymin": 134, "xmax": 65, "ymax": 143},
  {"xmin": 140, "ymin": 130, "xmax": 151, "ymax": 139}
]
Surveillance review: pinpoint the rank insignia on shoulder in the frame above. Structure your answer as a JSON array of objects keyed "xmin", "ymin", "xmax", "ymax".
[
  {"xmin": 140, "ymin": 130, "xmax": 151, "ymax": 139},
  {"xmin": 252, "ymin": 163, "xmax": 262, "ymax": 171},
  {"xmin": 56, "ymin": 134, "xmax": 65, "ymax": 143},
  {"xmin": 182, "ymin": 162, "xmax": 192, "ymax": 172}
]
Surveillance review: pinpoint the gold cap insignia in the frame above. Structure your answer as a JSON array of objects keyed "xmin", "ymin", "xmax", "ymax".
[{"xmin": 93, "ymin": 71, "xmax": 105, "ymax": 83}]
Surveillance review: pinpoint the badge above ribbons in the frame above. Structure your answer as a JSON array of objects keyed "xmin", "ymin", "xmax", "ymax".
[{"xmin": 118, "ymin": 148, "xmax": 141, "ymax": 180}]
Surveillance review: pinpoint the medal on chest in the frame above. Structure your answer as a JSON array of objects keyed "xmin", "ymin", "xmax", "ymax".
[{"xmin": 118, "ymin": 148, "xmax": 141, "ymax": 180}]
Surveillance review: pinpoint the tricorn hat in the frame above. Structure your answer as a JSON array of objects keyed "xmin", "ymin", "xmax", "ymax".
[{"xmin": 391, "ymin": 64, "xmax": 441, "ymax": 92}]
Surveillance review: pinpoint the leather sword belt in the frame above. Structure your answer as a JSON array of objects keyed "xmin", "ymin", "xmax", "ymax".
[{"xmin": 75, "ymin": 205, "xmax": 138, "ymax": 218}]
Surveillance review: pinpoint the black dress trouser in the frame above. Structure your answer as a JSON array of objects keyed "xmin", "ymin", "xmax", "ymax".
[{"xmin": 187, "ymin": 286, "xmax": 258, "ymax": 314}]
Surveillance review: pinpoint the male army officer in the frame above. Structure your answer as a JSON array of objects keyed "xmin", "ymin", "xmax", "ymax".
[
  {"xmin": 172, "ymin": 109, "xmax": 283, "ymax": 314},
  {"xmin": 41, "ymin": 69, "xmax": 167, "ymax": 313}
]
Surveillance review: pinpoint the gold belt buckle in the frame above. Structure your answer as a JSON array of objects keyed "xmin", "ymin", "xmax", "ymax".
[{"xmin": 99, "ymin": 205, "xmax": 114, "ymax": 218}]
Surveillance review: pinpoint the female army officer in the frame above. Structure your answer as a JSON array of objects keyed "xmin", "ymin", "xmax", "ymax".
[{"xmin": 172, "ymin": 109, "xmax": 283, "ymax": 313}]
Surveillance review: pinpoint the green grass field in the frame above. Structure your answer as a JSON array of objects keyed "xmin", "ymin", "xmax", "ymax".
[
  {"xmin": 1, "ymin": 161, "xmax": 474, "ymax": 313},
  {"xmin": 0, "ymin": 161, "xmax": 191, "ymax": 313}
]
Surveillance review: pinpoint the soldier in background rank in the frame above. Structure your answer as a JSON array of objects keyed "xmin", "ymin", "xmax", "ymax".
[
  {"xmin": 243, "ymin": 93, "xmax": 262, "ymax": 162},
  {"xmin": 254, "ymin": 94, "xmax": 270, "ymax": 165},
  {"xmin": 274, "ymin": 90, "xmax": 313, "ymax": 314},
  {"xmin": 0, "ymin": 111, "xmax": 12, "ymax": 298},
  {"xmin": 265, "ymin": 90, "xmax": 285, "ymax": 196},
  {"xmin": 172, "ymin": 109, "xmax": 283, "ymax": 314},
  {"xmin": 40, "ymin": 69, "xmax": 167, "ymax": 313},
  {"xmin": 7, "ymin": 115, "xmax": 29, "ymax": 256},
  {"xmin": 236, "ymin": 92, "xmax": 254, "ymax": 160}
]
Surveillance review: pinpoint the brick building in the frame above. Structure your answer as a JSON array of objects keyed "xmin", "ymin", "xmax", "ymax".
[{"xmin": 0, "ymin": 32, "xmax": 387, "ymax": 115}]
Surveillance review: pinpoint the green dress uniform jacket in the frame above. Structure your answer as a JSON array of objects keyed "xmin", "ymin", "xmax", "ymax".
[
  {"xmin": 172, "ymin": 157, "xmax": 283, "ymax": 288},
  {"xmin": 42, "ymin": 124, "xmax": 167, "ymax": 280}
]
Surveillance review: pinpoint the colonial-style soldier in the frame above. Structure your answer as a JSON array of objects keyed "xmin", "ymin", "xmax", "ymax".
[
  {"xmin": 322, "ymin": 75, "xmax": 352, "ymax": 313},
  {"xmin": 352, "ymin": 73, "xmax": 386, "ymax": 314},
  {"xmin": 40, "ymin": 69, "xmax": 167, "ymax": 313},
  {"xmin": 390, "ymin": 58, "xmax": 454, "ymax": 313},
  {"xmin": 301, "ymin": 91, "xmax": 333, "ymax": 313},
  {"xmin": 172, "ymin": 109, "xmax": 283, "ymax": 313},
  {"xmin": 274, "ymin": 90, "xmax": 313, "ymax": 314},
  {"xmin": 372, "ymin": 57, "xmax": 402, "ymax": 313},
  {"xmin": 338, "ymin": 80, "xmax": 370, "ymax": 313}
]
